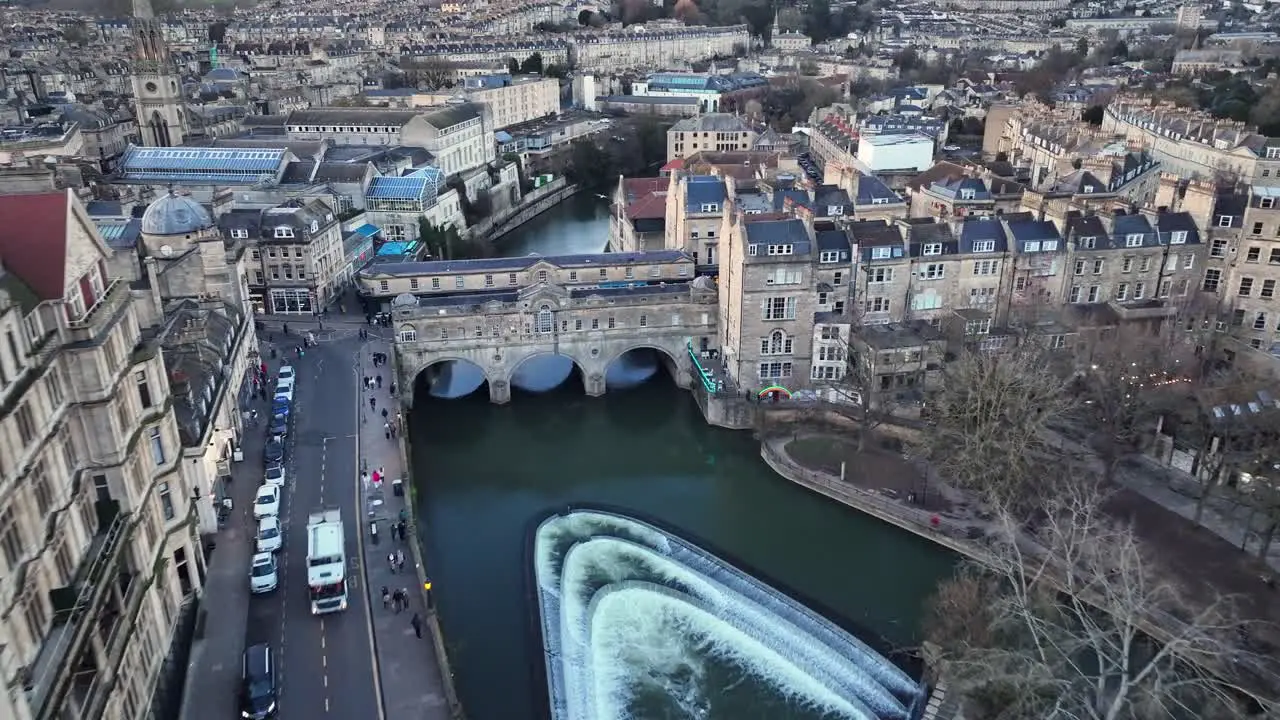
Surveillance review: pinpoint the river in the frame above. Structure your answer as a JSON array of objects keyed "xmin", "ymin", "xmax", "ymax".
[{"xmin": 408, "ymin": 197, "xmax": 957, "ymax": 720}]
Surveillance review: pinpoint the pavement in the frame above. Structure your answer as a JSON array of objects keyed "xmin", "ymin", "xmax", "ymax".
[
  {"xmin": 356, "ymin": 339, "xmax": 454, "ymax": 720},
  {"xmin": 180, "ymin": 337, "xmax": 378, "ymax": 720}
]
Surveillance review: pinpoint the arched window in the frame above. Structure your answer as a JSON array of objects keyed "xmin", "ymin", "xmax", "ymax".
[
  {"xmin": 535, "ymin": 305, "xmax": 553, "ymax": 334},
  {"xmin": 761, "ymin": 330, "xmax": 792, "ymax": 355}
]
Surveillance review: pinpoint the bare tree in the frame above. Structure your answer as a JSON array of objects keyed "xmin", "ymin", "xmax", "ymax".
[
  {"xmin": 405, "ymin": 58, "xmax": 454, "ymax": 89},
  {"xmin": 925, "ymin": 479, "xmax": 1275, "ymax": 719},
  {"xmin": 913, "ymin": 343, "xmax": 1081, "ymax": 508}
]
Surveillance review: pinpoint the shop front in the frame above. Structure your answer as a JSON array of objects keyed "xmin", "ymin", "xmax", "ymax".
[{"xmin": 269, "ymin": 287, "xmax": 315, "ymax": 314}]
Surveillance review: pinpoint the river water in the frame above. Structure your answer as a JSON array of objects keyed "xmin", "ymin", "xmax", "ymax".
[{"xmin": 408, "ymin": 198, "xmax": 956, "ymax": 720}]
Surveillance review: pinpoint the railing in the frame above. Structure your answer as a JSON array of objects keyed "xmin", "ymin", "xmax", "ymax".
[
  {"xmin": 26, "ymin": 501, "xmax": 128, "ymax": 720},
  {"xmin": 65, "ymin": 278, "xmax": 127, "ymax": 340}
]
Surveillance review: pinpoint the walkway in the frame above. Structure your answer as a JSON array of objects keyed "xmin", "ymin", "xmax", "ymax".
[
  {"xmin": 357, "ymin": 340, "xmax": 457, "ymax": 720},
  {"xmin": 178, "ymin": 401, "xmax": 269, "ymax": 720}
]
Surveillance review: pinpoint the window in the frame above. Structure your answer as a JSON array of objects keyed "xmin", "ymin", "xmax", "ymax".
[
  {"xmin": 922, "ymin": 243, "xmax": 943, "ymax": 256},
  {"xmin": 30, "ymin": 463, "xmax": 52, "ymax": 515},
  {"xmin": 599, "ymin": 269, "xmax": 607, "ymax": 279},
  {"xmin": 0, "ymin": 507, "xmax": 23, "ymax": 566},
  {"xmin": 1211, "ymin": 239, "xmax": 1227, "ymax": 258},
  {"xmin": 379, "ymin": 280, "xmax": 389, "ymax": 292},
  {"xmin": 700, "ymin": 203, "xmax": 719, "ymax": 213},
  {"xmin": 1079, "ymin": 236, "xmax": 1096, "ymax": 249},
  {"xmin": 537, "ymin": 270, "xmax": 549, "ymax": 283},
  {"xmin": 758, "ymin": 362, "xmax": 792, "ymax": 379},
  {"xmin": 135, "ymin": 371, "xmax": 152, "ymax": 409},
  {"xmin": 1247, "ymin": 247, "xmax": 1261, "ymax": 263},
  {"xmin": 1170, "ymin": 231, "xmax": 1188, "ymax": 244},
  {"xmin": 273, "ymin": 226, "xmax": 294, "ymax": 239},
  {"xmin": 1218, "ymin": 215, "xmax": 1233, "ymax": 227},
  {"xmin": 455, "ymin": 277, "xmax": 465, "ymax": 289},
  {"xmin": 969, "ymin": 287, "xmax": 995, "ymax": 305},
  {"xmin": 959, "ymin": 188, "xmax": 976, "ymax": 200},
  {"xmin": 762, "ymin": 297, "xmax": 797, "ymax": 320},
  {"xmin": 1125, "ymin": 234, "xmax": 1143, "ymax": 247},
  {"xmin": 866, "ymin": 297, "xmax": 891, "ymax": 313},
  {"xmin": 1074, "ymin": 259, "xmax": 1085, "ymax": 275},
  {"xmin": 1042, "ymin": 240, "xmax": 1059, "ymax": 252},
  {"xmin": 1139, "ymin": 257, "xmax": 1151, "ymax": 273},
  {"xmin": 1134, "ymin": 282, "xmax": 1146, "ymax": 300},
  {"xmin": 232, "ymin": 228, "xmax": 249, "ymax": 239},
  {"xmin": 1069, "ymin": 285, "xmax": 1082, "ymax": 303},
  {"xmin": 767, "ymin": 244, "xmax": 793, "ymax": 256},
  {"xmin": 574, "ymin": 319, "xmax": 583, "ymax": 331},
  {"xmin": 766, "ymin": 268, "xmax": 802, "ymax": 285},
  {"xmin": 409, "ymin": 278, "xmax": 420, "ymax": 291},
  {"xmin": 973, "ymin": 260, "xmax": 998, "ymax": 276},
  {"xmin": 1263, "ymin": 197, "xmax": 1277, "ymax": 209},
  {"xmin": 1253, "ymin": 222, "xmax": 1264, "ymax": 236},
  {"xmin": 639, "ymin": 315, "xmax": 647, "ymax": 327},
  {"xmin": 484, "ymin": 274, "xmax": 494, "ymax": 287},
  {"xmin": 1050, "ymin": 334, "xmax": 1067, "ymax": 350},
  {"xmin": 1024, "ymin": 241, "xmax": 1041, "ymax": 252},
  {"xmin": 607, "ymin": 317, "xmax": 616, "ymax": 329},
  {"xmin": 833, "ymin": 271, "xmax": 844, "ymax": 286},
  {"xmin": 535, "ymin": 306, "xmax": 553, "ymax": 334},
  {"xmin": 1088, "ymin": 285, "xmax": 1100, "ymax": 303},
  {"xmin": 157, "ymin": 481, "xmax": 175, "ymax": 521},
  {"xmin": 760, "ymin": 330, "xmax": 794, "ymax": 355},
  {"xmin": 149, "ymin": 427, "xmax": 165, "ymax": 466},
  {"xmin": 591, "ymin": 319, "xmax": 599, "ymax": 330},
  {"xmin": 569, "ymin": 271, "xmax": 579, "ymax": 282},
  {"xmin": 1239, "ymin": 277, "xmax": 1255, "ymax": 296},
  {"xmin": 870, "ymin": 247, "xmax": 892, "ymax": 260},
  {"xmin": 819, "ymin": 250, "xmax": 841, "ymax": 263},
  {"xmin": 965, "ymin": 318, "xmax": 991, "ymax": 335},
  {"xmin": 15, "ymin": 403, "xmax": 35, "ymax": 445},
  {"xmin": 865, "ymin": 267, "xmax": 893, "ymax": 284},
  {"xmin": 1262, "ymin": 279, "xmax": 1276, "ymax": 299},
  {"xmin": 1089, "ymin": 259, "xmax": 1103, "ymax": 275},
  {"xmin": 1183, "ymin": 254, "xmax": 1194, "ymax": 270},
  {"xmin": 1119, "ymin": 257, "xmax": 1132, "ymax": 274},
  {"xmin": 399, "ymin": 329, "xmax": 417, "ymax": 342},
  {"xmin": 1203, "ymin": 268, "xmax": 1221, "ymax": 293},
  {"xmin": 920, "ymin": 263, "xmax": 944, "ymax": 280},
  {"xmin": 1255, "ymin": 312, "xmax": 1268, "ymax": 330},
  {"xmin": 972, "ymin": 240, "xmax": 995, "ymax": 252},
  {"xmin": 46, "ymin": 369, "xmax": 64, "ymax": 407},
  {"xmin": 1116, "ymin": 283, "xmax": 1129, "ymax": 301}
]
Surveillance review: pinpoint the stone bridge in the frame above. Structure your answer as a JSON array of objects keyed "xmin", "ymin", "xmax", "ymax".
[{"xmin": 391, "ymin": 280, "xmax": 719, "ymax": 404}]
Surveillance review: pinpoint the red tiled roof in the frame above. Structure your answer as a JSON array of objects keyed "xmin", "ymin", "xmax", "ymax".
[
  {"xmin": 661, "ymin": 158, "xmax": 685, "ymax": 171},
  {"xmin": 626, "ymin": 193, "xmax": 667, "ymax": 220},
  {"xmin": 0, "ymin": 191, "xmax": 70, "ymax": 301},
  {"xmin": 623, "ymin": 177, "xmax": 668, "ymax": 197}
]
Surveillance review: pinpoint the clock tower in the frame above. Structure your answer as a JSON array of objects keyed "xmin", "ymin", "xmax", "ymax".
[{"xmin": 131, "ymin": 0, "xmax": 187, "ymax": 147}]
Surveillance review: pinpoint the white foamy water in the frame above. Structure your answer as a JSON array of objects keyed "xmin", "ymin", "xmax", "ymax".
[{"xmin": 533, "ymin": 510, "xmax": 927, "ymax": 720}]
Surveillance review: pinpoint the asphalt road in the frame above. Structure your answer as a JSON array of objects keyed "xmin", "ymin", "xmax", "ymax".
[{"xmin": 244, "ymin": 339, "xmax": 379, "ymax": 720}]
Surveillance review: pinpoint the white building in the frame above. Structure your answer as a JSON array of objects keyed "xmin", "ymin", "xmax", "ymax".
[{"xmin": 856, "ymin": 133, "xmax": 935, "ymax": 173}]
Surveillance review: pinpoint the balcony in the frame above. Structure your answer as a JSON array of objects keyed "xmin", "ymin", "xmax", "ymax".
[
  {"xmin": 65, "ymin": 278, "xmax": 127, "ymax": 344},
  {"xmin": 1109, "ymin": 299, "xmax": 1179, "ymax": 322},
  {"xmin": 24, "ymin": 500, "xmax": 130, "ymax": 720}
]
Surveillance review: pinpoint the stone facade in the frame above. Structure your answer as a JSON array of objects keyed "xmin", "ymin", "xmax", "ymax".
[{"xmin": 392, "ymin": 282, "xmax": 716, "ymax": 404}]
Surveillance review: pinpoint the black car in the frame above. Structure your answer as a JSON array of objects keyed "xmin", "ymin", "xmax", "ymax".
[
  {"xmin": 266, "ymin": 413, "xmax": 289, "ymax": 438},
  {"xmin": 240, "ymin": 644, "xmax": 277, "ymax": 719},
  {"xmin": 263, "ymin": 436, "xmax": 285, "ymax": 464}
]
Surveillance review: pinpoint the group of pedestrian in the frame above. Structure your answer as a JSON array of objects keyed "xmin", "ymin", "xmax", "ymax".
[
  {"xmin": 389, "ymin": 519, "xmax": 408, "ymax": 541},
  {"xmin": 387, "ymin": 548, "xmax": 407, "ymax": 573},
  {"xmin": 381, "ymin": 585, "xmax": 411, "ymax": 612},
  {"xmin": 363, "ymin": 375, "xmax": 383, "ymax": 390},
  {"xmin": 371, "ymin": 351, "xmax": 388, "ymax": 367}
]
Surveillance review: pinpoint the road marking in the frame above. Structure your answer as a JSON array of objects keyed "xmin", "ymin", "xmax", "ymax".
[
  {"xmin": 325, "ymin": 698, "xmax": 330, "ymax": 713},
  {"xmin": 324, "ymin": 674, "xmax": 329, "ymax": 687}
]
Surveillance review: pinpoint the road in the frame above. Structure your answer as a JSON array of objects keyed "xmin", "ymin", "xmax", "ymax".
[{"xmin": 244, "ymin": 339, "xmax": 380, "ymax": 720}]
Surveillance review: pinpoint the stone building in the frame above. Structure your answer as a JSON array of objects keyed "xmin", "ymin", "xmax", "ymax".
[
  {"xmin": 0, "ymin": 189, "xmax": 209, "ymax": 720},
  {"xmin": 666, "ymin": 115, "xmax": 759, "ymax": 162}
]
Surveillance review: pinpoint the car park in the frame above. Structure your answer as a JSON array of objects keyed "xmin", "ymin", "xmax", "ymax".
[
  {"xmin": 263, "ymin": 462, "xmax": 285, "ymax": 487},
  {"xmin": 257, "ymin": 516, "xmax": 283, "ymax": 553},
  {"xmin": 264, "ymin": 436, "xmax": 285, "ymax": 464},
  {"xmin": 250, "ymin": 553, "xmax": 278, "ymax": 594},
  {"xmin": 253, "ymin": 485, "xmax": 281, "ymax": 518},
  {"xmin": 240, "ymin": 643, "xmax": 278, "ymax": 719}
]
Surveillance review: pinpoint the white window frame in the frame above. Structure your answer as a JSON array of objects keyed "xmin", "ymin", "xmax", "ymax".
[
  {"xmin": 920, "ymin": 263, "xmax": 945, "ymax": 280},
  {"xmin": 274, "ymin": 226, "xmax": 295, "ymax": 239},
  {"xmin": 972, "ymin": 240, "xmax": 995, "ymax": 252},
  {"xmin": 1024, "ymin": 241, "xmax": 1041, "ymax": 252},
  {"xmin": 870, "ymin": 247, "xmax": 892, "ymax": 260},
  {"xmin": 819, "ymin": 250, "xmax": 840, "ymax": 263},
  {"xmin": 1169, "ymin": 230, "xmax": 1187, "ymax": 244},
  {"xmin": 1217, "ymin": 215, "xmax": 1232, "ymax": 228},
  {"xmin": 922, "ymin": 243, "xmax": 943, "ymax": 256},
  {"xmin": 398, "ymin": 329, "xmax": 417, "ymax": 342},
  {"xmin": 1079, "ymin": 236, "xmax": 1096, "ymax": 249}
]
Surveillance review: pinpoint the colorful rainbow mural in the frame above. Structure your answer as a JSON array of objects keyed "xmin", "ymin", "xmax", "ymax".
[{"xmin": 757, "ymin": 386, "xmax": 792, "ymax": 399}]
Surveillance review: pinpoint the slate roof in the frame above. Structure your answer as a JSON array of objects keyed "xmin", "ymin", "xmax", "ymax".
[
  {"xmin": 744, "ymin": 219, "xmax": 811, "ymax": 258},
  {"xmin": 286, "ymin": 108, "xmax": 420, "ymax": 126},
  {"xmin": 1007, "ymin": 219, "xmax": 1063, "ymax": 252},
  {"xmin": 905, "ymin": 220, "xmax": 958, "ymax": 257},
  {"xmin": 685, "ymin": 176, "xmax": 726, "ymax": 212},
  {"xmin": 1066, "ymin": 215, "xmax": 1111, "ymax": 249},
  {"xmin": 1156, "ymin": 211, "xmax": 1202, "ymax": 245},
  {"xmin": 958, "ymin": 218, "xmax": 1009, "ymax": 253},
  {"xmin": 362, "ymin": 250, "xmax": 692, "ymax": 277},
  {"xmin": 423, "ymin": 103, "xmax": 481, "ymax": 130},
  {"xmin": 280, "ymin": 160, "xmax": 372, "ymax": 184},
  {"xmin": 854, "ymin": 174, "xmax": 903, "ymax": 205},
  {"xmin": 1110, "ymin": 213, "xmax": 1160, "ymax": 248}
]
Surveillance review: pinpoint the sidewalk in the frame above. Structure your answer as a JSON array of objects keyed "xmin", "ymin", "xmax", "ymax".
[
  {"xmin": 178, "ymin": 418, "xmax": 268, "ymax": 720},
  {"xmin": 357, "ymin": 342, "xmax": 454, "ymax": 720}
]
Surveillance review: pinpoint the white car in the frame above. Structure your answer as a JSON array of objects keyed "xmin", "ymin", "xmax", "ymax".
[
  {"xmin": 274, "ymin": 380, "xmax": 295, "ymax": 404},
  {"xmin": 257, "ymin": 516, "xmax": 283, "ymax": 553},
  {"xmin": 253, "ymin": 484, "xmax": 281, "ymax": 519},
  {"xmin": 250, "ymin": 552, "xmax": 278, "ymax": 594},
  {"xmin": 264, "ymin": 463, "xmax": 285, "ymax": 488},
  {"xmin": 278, "ymin": 365, "xmax": 295, "ymax": 382}
]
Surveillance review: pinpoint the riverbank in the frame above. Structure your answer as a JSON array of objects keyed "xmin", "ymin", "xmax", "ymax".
[{"xmin": 466, "ymin": 179, "xmax": 582, "ymax": 244}]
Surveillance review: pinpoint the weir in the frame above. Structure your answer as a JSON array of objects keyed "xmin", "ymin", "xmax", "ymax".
[{"xmin": 532, "ymin": 509, "xmax": 928, "ymax": 720}]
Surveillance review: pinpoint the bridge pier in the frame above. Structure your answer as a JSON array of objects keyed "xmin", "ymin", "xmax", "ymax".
[
  {"xmin": 585, "ymin": 374, "xmax": 605, "ymax": 398},
  {"xmin": 489, "ymin": 380, "xmax": 511, "ymax": 404}
]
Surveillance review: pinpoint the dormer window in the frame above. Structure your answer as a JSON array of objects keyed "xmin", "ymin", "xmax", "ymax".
[
  {"xmin": 1125, "ymin": 234, "xmax": 1143, "ymax": 247},
  {"xmin": 959, "ymin": 188, "xmax": 976, "ymax": 200},
  {"xmin": 1170, "ymin": 231, "xmax": 1188, "ymax": 244},
  {"xmin": 1261, "ymin": 197, "xmax": 1276, "ymax": 210},
  {"xmin": 1080, "ymin": 236, "xmax": 1096, "ymax": 249},
  {"xmin": 819, "ymin": 250, "xmax": 840, "ymax": 263},
  {"xmin": 310, "ymin": 221, "xmax": 319, "ymax": 232},
  {"xmin": 1217, "ymin": 215, "xmax": 1232, "ymax": 227},
  {"xmin": 274, "ymin": 226, "xmax": 295, "ymax": 239},
  {"xmin": 870, "ymin": 247, "xmax": 892, "ymax": 260},
  {"xmin": 231, "ymin": 229, "xmax": 248, "ymax": 239},
  {"xmin": 1024, "ymin": 241, "xmax": 1041, "ymax": 252},
  {"xmin": 1083, "ymin": 186, "xmax": 1095, "ymax": 194},
  {"xmin": 923, "ymin": 243, "xmax": 942, "ymax": 256},
  {"xmin": 767, "ymin": 244, "xmax": 793, "ymax": 256},
  {"xmin": 1267, "ymin": 147, "xmax": 1280, "ymax": 159},
  {"xmin": 972, "ymin": 240, "xmax": 995, "ymax": 253},
  {"xmin": 827, "ymin": 205, "xmax": 845, "ymax": 216},
  {"xmin": 700, "ymin": 203, "xmax": 719, "ymax": 213}
]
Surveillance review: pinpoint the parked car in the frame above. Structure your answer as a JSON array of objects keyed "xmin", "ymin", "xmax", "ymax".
[
  {"xmin": 264, "ymin": 436, "xmax": 285, "ymax": 464},
  {"xmin": 271, "ymin": 400, "xmax": 291, "ymax": 418},
  {"xmin": 253, "ymin": 484, "xmax": 281, "ymax": 518},
  {"xmin": 257, "ymin": 516, "xmax": 283, "ymax": 553},
  {"xmin": 240, "ymin": 643, "xmax": 278, "ymax": 719},
  {"xmin": 263, "ymin": 462, "xmax": 285, "ymax": 488},
  {"xmin": 277, "ymin": 365, "xmax": 295, "ymax": 383},
  {"xmin": 267, "ymin": 413, "xmax": 289, "ymax": 438},
  {"xmin": 274, "ymin": 386, "xmax": 294, "ymax": 404},
  {"xmin": 250, "ymin": 553, "xmax": 278, "ymax": 594}
]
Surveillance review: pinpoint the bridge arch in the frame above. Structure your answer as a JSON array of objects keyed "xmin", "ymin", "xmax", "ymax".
[
  {"xmin": 603, "ymin": 343, "xmax": 683, "ymax": 376},
  {"xmin": 506, "ymin": 349, "xmax": 589, "ymax": 391},
  {"xmin": 412, "ymin": 356, "xmax": 493, "ymax": 399}
]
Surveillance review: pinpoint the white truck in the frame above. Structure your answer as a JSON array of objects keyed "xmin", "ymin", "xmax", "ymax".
[{"xmin": 306, "ymin": 509, "xmax": 348, "ymax": 614}]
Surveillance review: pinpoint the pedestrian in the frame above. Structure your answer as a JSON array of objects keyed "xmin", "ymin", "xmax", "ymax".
[
  {"xmin": 361, "ymin": 471, "xmax": 369, "ymax": 485},
  {"xmin": 376, "ymin": 375, "xmax": 382, "ymax": 388},
  {"xmin": 396, "ymin": 548, "xmax": 405, "ymax": 570},
  {"xmin": 378, "ymin": 466, "xmax": 385, "ymax": 481},
  {"xmin": 283, "ymin": 323, "xmax": 290, "ymax": 335},
  {"xmin": 410, "ymin": 613, "xmax": 423, "ymax": 639},
  {"xmin": 370, "ymin": 397, "xmax": 377, "ymax": 410},
  {"xmin": 390, "ymin": 382, "xmax": 397, "ymax": 396},
  {"xmin": 382, "ymin": 586, "xmax": 391, "ymax": 609},
  {"xmin": 385, "ymin": 422, "xmax": 391, "ymax": 440},
  {"xmin": 392, "ymin": 588, "xmax": 404, "ymax": 613},
  {"xmin": 364, "ymin": 376, "xmax": 370, "ymax": 389},
  {"xmin": 381, "ymin": 408, "xmax": 389, "ymax": 420},
  {"xmin": 396, "ymin": 521, "xmax": 405, "ymax": 541},
  {"xmin": 388, "ymin": 552, "xmax": 397, "ymax": 573}
]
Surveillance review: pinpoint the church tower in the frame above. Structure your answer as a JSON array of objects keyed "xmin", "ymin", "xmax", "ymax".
[{"xmin": 131, "ymin": 0, "xmax": 187, "ymax": 147}]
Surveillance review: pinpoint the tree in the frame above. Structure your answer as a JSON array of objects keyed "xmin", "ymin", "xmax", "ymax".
[
  {"xmin": 544, "ymin": 63, "xmax": 568, "ymax": 80},
  {"xmin": 913, "ymin": 344, "xmax": 1081, "ymax": 508},
  {"xmin": 565, "ymin": 138, "xmax": 615, "ymax": 191},
  {"xmin": 925, "ymin": 479, "xmax": 1273, "ymax": 719},
  {"xmin": 520, "ymin": 52, "xmax": 544, "ymax": 75},
  {"xmin": 506, "ymin": 57, "xmax": 520, "ymax": 75},
  {"xmin": 207, "ymin": 21, "xmax": 227, "ymax": 44},
  {"xmin": 407, "ymin": 58, "xmax": 454, "ymax": 89},
  {"xmin": 1082, "ymin": 104, "xmax": 1105, "ymax": 125}
]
